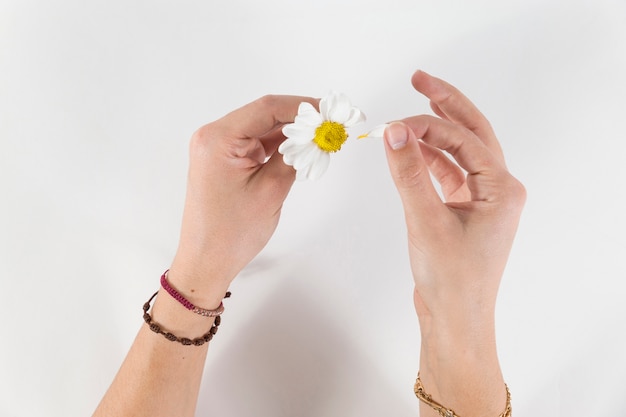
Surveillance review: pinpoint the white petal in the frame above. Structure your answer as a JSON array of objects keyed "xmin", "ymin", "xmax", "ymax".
[
  {"xmin": 298, "ymin": 101, "xmax": 316, "ymax": 114},
  {"xmin": 278, "ymin": 138, "xmax": 296, "ymax": 156},
  {"xmin": 319, "ymin": 94, "xmax": 331, "ymax": 120},
  {"xmin": 282, "ymin": 124, "xmax": 315, "ymax": 143},
  {"xmin": 292, "ymin": 147, "xmax": 315, "ymax": 171},
  {"xmin": 295, "ymin": 148, "xmax": 328, "ymax": 181},
  {"xmin": 295, "ymin": 103, "xmax": 323, "ymax": 126},
  {"xmin": 327, "ymin": 93, "xmax": 352, "ymax": 124},
  {"xmin": 278, "ymin": 139, "xmax": 301, "ymax": 166},
  {"xmin": 281, "ymin": 142, "xmax": 331, "ymax": 181},
  {"xmin": 357, "ymin": 124, "xmax": 389, "ymax": 139},
  {"xmin": 278, "ymin": 145, "xmax": 296, "ymax": 166},
  {"xmin": 279, "ymin": 140, "xmax": 310, "ymax": 165},
  {"xmin": 306, "ymin": 151, "xmax": 330, "ymax": 181},
  {"xmin": 343, "ymin": 107, "xmax": 366, "ymax": 127}
]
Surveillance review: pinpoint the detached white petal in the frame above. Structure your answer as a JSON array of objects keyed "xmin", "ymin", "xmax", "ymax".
[{"xmin": 358, "ymin": 124, "xmax": 389, "ymax": 139}]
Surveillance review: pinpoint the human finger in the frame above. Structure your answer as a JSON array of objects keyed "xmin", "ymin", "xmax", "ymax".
[
  {"xmin": 429, "ymin": 101, "xmax": 448, "ymax": 121},
  {"xmin": 259, "ymin": 126, "xmax": 288, "ymax": 157},
  {"xmin": 383, "ymin": 122, "xmax": 447, "ymax": 226},
  {"xmin": 418, "ymin": 142, "xmax": 469, "ymax": 203},
  {"xmin": 402, "ymin": 115, "xmax": 506, "ymax": 202},
  {"xmin": 412, "ymin": 70, "xmax": 505, "ymax": 163},
  {"xmin": 254, "ymin": 151, "xmax": 296, "ymax": 198},
  {"xmin": 216, "ymin": 95, "xmax": 319, "ymax": 140}
]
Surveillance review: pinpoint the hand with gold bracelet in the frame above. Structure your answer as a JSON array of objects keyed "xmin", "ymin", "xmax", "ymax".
[{"xmin": 383, "ymin": 71, "xmax": 525, "ymax": 417}]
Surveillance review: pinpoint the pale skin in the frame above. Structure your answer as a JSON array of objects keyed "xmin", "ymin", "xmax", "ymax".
[{"xmin": 93, "ymin": 70, "xmax": 525, "ymax": 417}]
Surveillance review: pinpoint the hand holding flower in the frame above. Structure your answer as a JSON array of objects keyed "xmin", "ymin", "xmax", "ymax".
[{"xmin": 168, "ymin": 95, "xmax": 318, "ymax": 300}]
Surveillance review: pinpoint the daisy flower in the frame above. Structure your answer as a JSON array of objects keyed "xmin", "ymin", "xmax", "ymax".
[{"xmin": 279, "ymin": 92, "xmax": 365, "ymax": 181}]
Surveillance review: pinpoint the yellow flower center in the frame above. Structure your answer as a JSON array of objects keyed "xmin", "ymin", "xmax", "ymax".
[{"xmin": 313, "ymin": 121, "xmax": 348, "ymax": 153}]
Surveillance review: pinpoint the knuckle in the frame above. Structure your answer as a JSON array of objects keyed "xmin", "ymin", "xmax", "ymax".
[
  {"xmin": 189, "ymin": 124, "xmax": 216, "ymax": 156},
  {"xmin": 255, "ymin": 94, "xmax": 279, "ymax": 110},
  {"xmin": 502, "ymin": 174, "xmax": 527, "ymax": 209},
  {"xmin": 394, "ymin": 161, "xmax": 427, "ymax": 190},
  {"xmin": 433, "ymin": 88, "xmax": 454, "ymax": 107}
]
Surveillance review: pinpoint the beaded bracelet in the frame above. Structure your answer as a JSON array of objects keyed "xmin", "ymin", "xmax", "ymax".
[
  {"xmin": 142, "ymin": 291, "xmax": 228, "ymax": 346},
  {"xmin": 160, "ymin": 270, "xmax": 230, "ymax": 317},
  {"xmin": 414, "ymin": 373, "xmax": 512, "ymax": 417}
]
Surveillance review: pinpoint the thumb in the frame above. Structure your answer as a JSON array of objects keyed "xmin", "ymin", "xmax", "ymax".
[
  {"xmin": 254, "ymin": 150, "xmax": 296, "ymax": 205},
  {"xmin": 384, "ymin": 122, "xmax": 443, "ymax": 226}
]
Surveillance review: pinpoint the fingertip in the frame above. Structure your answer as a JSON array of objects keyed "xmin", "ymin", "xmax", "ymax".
[
  {"xmin": 383, "ymin": 122, "xmax": 425, "ymax": 185},
  {"xmin": 385, "ymin": 122, "xmax": 410, "ymax": 150},
  {"xmin": 411, "ymin": 69, "xmax": 430, "ymax": 90},
  {"xmin": 383, "ymin": 121, "xmax": 442, "ymax": 219},
  {"xmin": 411, "ymin": 70, "xmax": 447, "ymax": 100}
]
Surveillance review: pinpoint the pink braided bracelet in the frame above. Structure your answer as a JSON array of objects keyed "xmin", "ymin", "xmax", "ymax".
[{"xmin": 160, "ymin": 270, "xmax": 230, "ymax": 317}]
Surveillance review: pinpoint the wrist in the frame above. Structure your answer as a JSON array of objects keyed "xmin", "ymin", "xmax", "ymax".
[
  {"xmin": 419, "ymin": 315, "xmax": 499, "ymax": 375},
  {"xmin": 418, "ymin": 326, "xmax": 505, "ymax": 417},
  {"xmin": 147, "ymin": 289, "xmax": 220, "ymax": 342},
  {"xmin": 146, "ymin": 267, "xmax": 232, "ymax": 341},
  {"xmin": 171, "ymin": 247, "xmax": 260, "ymax": 286},
  {"xmin": 418, "ymin": 304, "xmax": 499, "ymax": 375},
  {"xmin": 414, "ymin": 287, "xmax": 497, "ymax": 344},
  {"xmin": 416, "ymin": 292, "xmax": 505, "ymax": 417},
  {"xmin": 168, "ymin": 251, "xmax": 236, "ymax": 303}
]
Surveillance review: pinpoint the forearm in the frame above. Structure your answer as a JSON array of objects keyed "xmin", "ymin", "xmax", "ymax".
[
  {"xmin": 416, "ymin": 292, "xmax": 507, "ymax": 417},
  {"xmin": 93, "ymin": 268, "xmax": 230, "ymax": 417}
]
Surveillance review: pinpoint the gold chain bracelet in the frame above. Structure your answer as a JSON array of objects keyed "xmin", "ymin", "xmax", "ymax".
[{"xmin": 414, "ymin": 374, "xmax": 512, "ymax": 417}]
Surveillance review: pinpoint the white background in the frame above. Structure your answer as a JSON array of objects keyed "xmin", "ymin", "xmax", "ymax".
[{"xmin": 1, "ymin": 0, "xmax": 625, "ymax": 415}]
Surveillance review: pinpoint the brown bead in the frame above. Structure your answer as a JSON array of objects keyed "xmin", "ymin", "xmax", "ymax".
[{"xmin": 142, "ymin": 288, "xmax": 229, "ymax": 346}]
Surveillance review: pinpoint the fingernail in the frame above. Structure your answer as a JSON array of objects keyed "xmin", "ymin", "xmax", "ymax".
[{"xmin": 386, "ymin": 122, "xmax": 408, "ymax": 150}]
